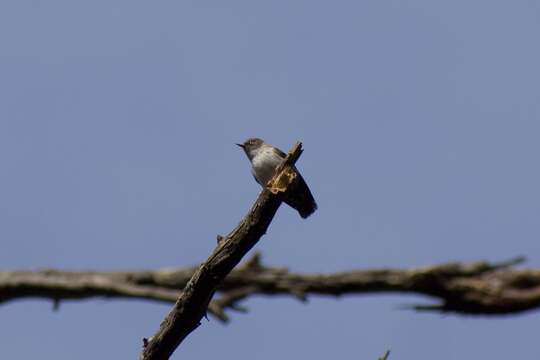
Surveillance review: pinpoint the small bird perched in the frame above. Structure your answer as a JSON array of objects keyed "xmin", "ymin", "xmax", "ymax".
[{"xmin": 237, "ymin": 138, "xmax": 317, "ymax": 218}]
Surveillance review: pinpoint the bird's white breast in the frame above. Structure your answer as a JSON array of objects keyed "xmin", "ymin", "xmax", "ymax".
[{"xmin": 251, "ymin": 146, "xmax": 283, "ymax": 185}]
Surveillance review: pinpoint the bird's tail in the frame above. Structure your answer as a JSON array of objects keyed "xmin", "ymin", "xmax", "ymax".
[{"xmin": 284, "ymin": 173, "xmax": 317, "ymax": 219}]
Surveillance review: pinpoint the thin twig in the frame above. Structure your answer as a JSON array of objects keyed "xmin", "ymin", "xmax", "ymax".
[{"xmin": 378, "ymin": 350, "xmax": 390, "ymax": 360}]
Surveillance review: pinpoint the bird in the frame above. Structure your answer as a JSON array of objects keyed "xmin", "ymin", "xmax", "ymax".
[{"xmin": 237, "ymin": 138, "xmax": 317, "ymax": 218}]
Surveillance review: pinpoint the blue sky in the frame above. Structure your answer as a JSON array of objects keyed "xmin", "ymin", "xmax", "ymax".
[{"xmin": 1, "ymin": 1, "xmax": 539, "ymax": 359}]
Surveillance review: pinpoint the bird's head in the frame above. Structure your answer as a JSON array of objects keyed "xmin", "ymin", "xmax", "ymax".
[{"xmin": 236, "ymin": 138, "xmax": 265, "ymax": 159}]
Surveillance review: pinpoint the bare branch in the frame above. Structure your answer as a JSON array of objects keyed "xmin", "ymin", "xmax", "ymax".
[
  {"xmin": 139, "ymin": 142, "xmax": 304, "ymax": 360},
  {"xmin": 2, "ymin": 255, "xmax": 538, "ymax": 318},
  {"xmin": 378, "ymin": 350, "xmax": 391, "ymax": 360},
  {"xmin": 0, "ymin": 269, "xmax": 231, "ymax": 320}
]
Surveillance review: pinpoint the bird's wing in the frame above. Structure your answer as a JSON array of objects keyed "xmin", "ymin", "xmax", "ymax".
[{"xmin": 273, "ymin": 147, "xmax": 287, "ymax": 159}]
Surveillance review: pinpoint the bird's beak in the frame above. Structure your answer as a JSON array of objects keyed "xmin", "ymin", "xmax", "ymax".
[{"xmin": 236, "ymin": 143, "xmax": 245, "ymax": 149}]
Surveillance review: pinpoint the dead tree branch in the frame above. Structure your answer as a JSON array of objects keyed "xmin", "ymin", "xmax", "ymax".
[
  {"xmin": 139, "ymin": 141, "xmax": 304, "ymax": 360},
  {"xmin": 1, "ymin": 255, "xmax": 538, "ymax": 319},
  {"xmin": 1, "ymin": 141, "xmax": 537, "ymax": 357}
]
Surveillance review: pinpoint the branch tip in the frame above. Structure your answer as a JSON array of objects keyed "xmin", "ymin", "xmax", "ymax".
[{"xmin": 378, "ymin": 350, "xmax": 390, "ymax": 360}]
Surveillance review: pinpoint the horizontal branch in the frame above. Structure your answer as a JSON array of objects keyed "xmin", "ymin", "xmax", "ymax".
[{"xmin": 2, "ymin": 255, "xmax": 538, "ymax": 317}]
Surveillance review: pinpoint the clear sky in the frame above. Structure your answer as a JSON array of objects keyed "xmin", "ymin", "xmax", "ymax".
[{"xmin": 1, "ymin": 1, "xmax": 539, "ymax": 359}]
